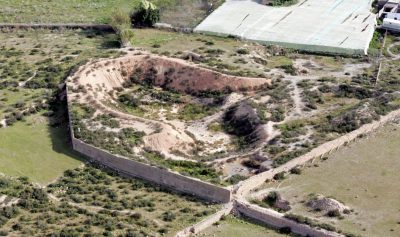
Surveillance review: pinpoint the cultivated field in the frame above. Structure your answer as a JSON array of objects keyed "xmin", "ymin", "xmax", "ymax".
[{"xmin": 252, "ymin": 123, "xmax": 400, "ymax": 236}]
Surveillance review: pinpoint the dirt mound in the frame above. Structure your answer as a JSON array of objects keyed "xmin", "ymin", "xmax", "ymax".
[
  {"xmin": 307, "ymin": 195, "xmax": 348, "ymax": 213},
  {"xmin": 223, "ymin": 101, "xmax": 268, "ymax": 146},
  {"xmin": 67, "ymin": 51, "xmax": 270, "ymax": 160},
  {"xmin": 81, "ymin": 52, "xmax": 270, "ymax": 95}
]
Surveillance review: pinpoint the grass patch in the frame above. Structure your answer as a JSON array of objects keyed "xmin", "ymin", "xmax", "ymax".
[
  {"xmin": 260, "ymin": 124, "xmax": 400, "ymax": 236},
  {"xmin": 200, "ymin": 215, "xmax": 294, "ymax": 237},
  {"xmin": 0, "ymin": 0, "xmax": 221, "ymax": 27},
  {"xmin": 0, "ymin": 115, "xmax": 82, "ymax": 185}
]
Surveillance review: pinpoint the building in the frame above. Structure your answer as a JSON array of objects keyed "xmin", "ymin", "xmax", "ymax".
[
  {"xmin": 378, "ymin": 0, "xmax": 400, "ymax": 31},
  {"xmin": 195, "ymin": 0, "xmax": 376, "ymax": 55},
  {"xmin": 378, "ymin": 0, "xmax": 400, "ymax": 18}
]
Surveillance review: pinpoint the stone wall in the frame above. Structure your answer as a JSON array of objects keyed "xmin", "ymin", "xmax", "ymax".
[
  {"xmin": 235, "ymin": 201, "xmax": 344, "ymax": 237},
  {"xmin": 175, "ymin": 203, "xmax": 233, "ymax": 237},
  {"xmin": 70, "ymin": 138, "xmax": 231, "ymax": 203}
]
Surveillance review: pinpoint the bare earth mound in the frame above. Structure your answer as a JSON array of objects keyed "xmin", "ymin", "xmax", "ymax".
[
  {"xmin": 307, "ymin": 195, "xmax": 348, "ymax": 213},
  {"xmin": 67, "ymin": 50, "xmax": 270, "ymax": 161}
]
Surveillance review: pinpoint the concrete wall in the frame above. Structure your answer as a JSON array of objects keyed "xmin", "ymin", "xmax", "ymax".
[
  {"xmin": 235, "ymin": 201, "xmax": 344, "ymax": 237},
  {"xmin": 71, "ymin": 138, "xmax": 231, "ymax": 203}
]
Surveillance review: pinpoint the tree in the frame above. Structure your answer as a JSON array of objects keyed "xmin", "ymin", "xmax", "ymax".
[{"xmin": 131, "ymin": 0, "xmax": 160, "ymax": 27}]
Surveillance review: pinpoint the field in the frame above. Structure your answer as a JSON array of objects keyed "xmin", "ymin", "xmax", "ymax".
[
  {"xmin": 199, "ymin": 215, "xmax": 294, "ymax": 237},
  {"xmin": 0, "ymin": 29, "xmax": 121, "ymax": 184},
  {"xmin": 0, "ymin": 165, "xmax": 218, "ymax": 236},
  {"xmin": 66, "ymin": 27, "xmax": 400, "ymax": 186},
  {"xmin": 0, "ymin": 0, "xmax": 223, "ymax": 27},
  {"xmin": 0, "ymin": 114, "xmax": 82, "ymax": 185},
  {"xmin": 253, "ymin": 123, "xmax": 400, "ymax": 236}
]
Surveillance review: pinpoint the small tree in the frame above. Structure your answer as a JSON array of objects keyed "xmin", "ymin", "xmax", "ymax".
[
  {"xmin": 131, "ymin": 0, "xmax": 160, "ymax": 27},
  {"xmin": 110, "ymin": 9, "xmax": 134, "ymax": 47}
]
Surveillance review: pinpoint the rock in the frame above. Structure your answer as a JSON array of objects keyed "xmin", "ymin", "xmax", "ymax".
[
  {"xmin": 223, "ymin": 101, "xmax": 268, "ymax": 146},
  {"xmin": 181, "ymin": 51, "xmax": 204, "ymax": 62},
  {"xmin": 307, "ymin": 194, "xmax": 348, "ymax": 214},
  {"xmin": 274, "ymin": 195, "xmax": 291, "ymax": 212}
]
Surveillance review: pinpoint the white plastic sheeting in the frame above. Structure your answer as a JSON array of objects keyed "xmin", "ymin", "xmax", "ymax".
[{"xmin": 195, "ymin": 0, "xmax": 377, "ymax": 55}]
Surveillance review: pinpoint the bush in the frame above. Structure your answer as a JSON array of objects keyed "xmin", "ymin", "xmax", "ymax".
[
  {"xmin": 290, "ymin": 166, "xmax": 302, "ymax": 175},
  {"xmin": 236, "ymin": 48, "xmax": 249, "ymax": 55},
  {"xmin": 273, "ymin": 171, "xmax": 286, "ymax": 180},
  {"xmin": 162, "ymin": 211, "xmax": 176, "ymax": 222},
  {"xmin": 263, "ymin": 191, "xmax": 278, "ymax": 206},
  {"xmin": 327, "ymin": 209, "xmax": 342, "ymax": 218},
  {"xmin": 226, "ymin": 174, "xmax": 247, "ymax": 185},
  {"xmin": 131, "ymin": 0, "xmax": 160, "ymax": 27},
  {"xmin": 110, "ymin": 9, "xmax": 134, "ymax": 46}
]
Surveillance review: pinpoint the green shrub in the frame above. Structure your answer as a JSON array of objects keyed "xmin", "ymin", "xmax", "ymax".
[
  {"xmin": 273, "ymin": 171, "xmax": 286, "ymax": 180},
  {"xmin": 131, "ymin": 0, "xmax": 160, "ymax": 27},
  {"xmin": 226, "ymin": 174, "xmax": 247, "ymax": 185},
  {"xmin": 290, "ymin": 166, "xmax": 302, "ymax": 174},
  {"xmin": 236, "ymin": 48, "xmax": 249, "ymax": 55}
]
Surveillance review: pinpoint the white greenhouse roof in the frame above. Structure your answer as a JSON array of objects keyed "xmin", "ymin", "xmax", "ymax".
[{"xmin": 195, "ymin": 0, "xmax": 377, "ymax": 55}]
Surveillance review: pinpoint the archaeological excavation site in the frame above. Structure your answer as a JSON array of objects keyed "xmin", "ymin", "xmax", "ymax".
[{"xmin": 1, "ymin": 0, "xmax": 400, "ymax": 236}]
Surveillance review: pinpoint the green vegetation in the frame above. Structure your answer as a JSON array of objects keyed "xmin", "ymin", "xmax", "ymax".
[
  {"xmin": 0, "ymin": 30, "xmax": 122, "ymax": 183},
  {"xmin": 263, "ymin": 0, "xmax": 298, "ymax": 7},
  {"xmin": 0, "ymin": 0, "xmax": 222, "ymax": 28},
  {"xmin": 0, "ymin": 165, "xmax": 217, "ymax": 236},
  {"xmin": 131, "ymin": 0, "xmax": 160, "ymax": 27},
  {"xmin": 368, "ymin": 30, "xmax": 384, "ymax": 54},
  {"xmin": 283, "ymin": 213, "xmax": 337, "ymax": 232},
  {"xmin": 260, "ymin": 124, "xmax": 400, "ymax": 236},
  {"xmin": 110, "ymin": 9, "xmax": 135, "ymax": 46},
  {"xmin": 200, "ymin": 215, "xmax": 295, "ymax": 237},
  {"xmin": 0, "ymin": 115, "xmax": 82, "ymax": 185},
  {"xmin": 70, "ymin": 104, "xmax": 145, "ymax": 159},
  {"xmin": 129, "ymin": 29, "xmax": 294, "ymax": 78},
  {"xmin": 178, "ymin": 103, "xmax": 217, "ymax": 121},
  {"xmin": 143, "ymin": 152, "xmax": 222, "ymax": 184},
  {"xmin": 0, "ymin": 29, "xmax": 121, "ymax": 126}
]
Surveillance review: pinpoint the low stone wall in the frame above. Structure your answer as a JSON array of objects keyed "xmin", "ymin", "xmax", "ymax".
[
  {"xmin": 235, "ymin": 201, "xmax": 344, "ymax": 237},
  {"xmin": 175, "ymin": 203, "xmax": 233, "ymax": 237},
  {"xmin": 0, "ymin": 23, "xmax": 114, "ymax": 32},
  {"xmin": 231, "ymin": 109, "xmax": 400, "ymax": 237},
  {"xmin": 71, "ymin": 138, "xmax": 231, "ymax": 203}
]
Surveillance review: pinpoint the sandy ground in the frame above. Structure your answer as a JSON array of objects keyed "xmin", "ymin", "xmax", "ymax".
[{"xmin": 67, "ymin": 50, "xmax": 271, "ymax": 161}]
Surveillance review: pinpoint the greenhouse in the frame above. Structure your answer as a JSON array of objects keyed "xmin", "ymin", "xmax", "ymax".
[{"xmin": 195, "ymin": 0, "xmax": 377, "ymax": 55}]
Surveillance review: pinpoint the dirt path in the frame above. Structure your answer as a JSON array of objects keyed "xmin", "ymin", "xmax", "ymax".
[
  {"xmin": 18, "ymin": 71, "xmax": 37, "ymax": 87},
  {"xmin": 387, "ymin": 41, "xmax": 400, "ymax": 60},
  {"xmin": 234, "ymin": 108, "xmax": 400, "ymax": 203}
]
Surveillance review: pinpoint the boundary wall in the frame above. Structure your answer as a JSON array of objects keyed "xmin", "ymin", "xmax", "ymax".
[
  {"xmin": 65, "ymin": 86, "xmax": 231, "ymax": 203},
  {"xmin": 235, "ymin": 201, "xmax": 344, "ymax": 237},
  {"xmin": 70, "ymin": 138, "xmax": 231, "ymax": 203},
  {"xmin": 175, "ymin": 203, "xmax": 233, "ymax": 237},
  {"xmin": 232, "ymin": 109, "xmax": 400, "ymax": 237},
  {"xmin": 236, "ymin": 108, "xmax": 400, "ymax": 197},
  {"xmin": 0, "ymin": 23, "xmax": 114, "ymax": 32}
]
